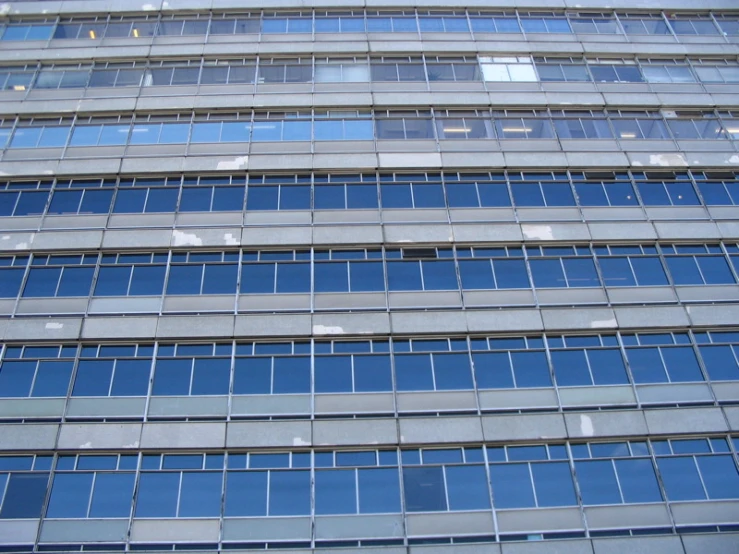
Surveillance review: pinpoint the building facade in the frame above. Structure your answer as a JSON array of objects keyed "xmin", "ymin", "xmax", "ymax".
[{"xmin": 0, "ymin": 0, "xmax": 738, "ymax": 552}]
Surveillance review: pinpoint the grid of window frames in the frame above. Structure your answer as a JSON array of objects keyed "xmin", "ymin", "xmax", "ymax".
[
  {"xmin": 2, "ymin": 330, "xmax": 739, "ymax": 400},
  {"xmin": 0, "ymin": 11, "xmax": 738, "ymax": 42},
  {"xmin": 0, "ymin": 438, "xmax": 737, "ymax": 531},
  {"xmin": 0, "ymin": 245, "xmax": 739, "ymax": 303},
  {"xmin": 1, "ymin": 56, "xmax": 738, "ymax": 92},
  {"xmin": 0, "ymin": 109, "xmax": 738, "ymax": 150},
  {"xmin": 3, "ymin": 170, "xmax": 739, "ymax": 217}
]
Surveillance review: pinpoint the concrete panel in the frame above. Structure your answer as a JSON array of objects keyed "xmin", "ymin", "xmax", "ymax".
[
  {"xmin": 130, "ymin": 519, "xmax": 219, "ymax": 542},
  {"xmin": 242, "ymin": 226, "xmax": 312, "ymax": 246},
  {"xmin": 148, "ymin": 396, "xmax": 229, "ymax": 417},
  {"xmin": 465, "ymin": 309, "xmax": 543, "ymax": 333},
  {"xmin": 725, "ymin": 407, "xmax": 739, "ymax": 431},
  {"xmin": 140, "ymin": 422, "xmax": 226, "ymax": 449},
  {"xmin": 391, "ymin": 311, "xmax": 468, "ymax": 334},
  {"xmin": 496, "ymin": 507, "xmax": 583, "ymax": 533},
  {"xmin": 654, "ymin": 222, "xmax": 721, "ymax": 240},
  {"xmin": 501, "ymin": 539, "xmax": 592, "ymax": 554},
  {"xmin": 411, "ymin": 545, "xmax": 501, "ymax": 554},
  {"xmin": 399, "ymin": 417, "xmax": 483, "ymax": 444},
  {"xmin": 558, "ymin": 386, "xmax": 636, "ymax": 408},
  {"xmin": 565, "ymin": 410, "xmax": 648, "ymax": 439},
  {"xmin": 102, "ymin": 229, "xmax": 172, "ymax": 249},
  {"xmin": 65, "ymin": 397, "xmax": 147, "ymax": 418},
  {"xmin": 397, "ymin": 391, "xmax": 477, "ymax": 412},
  {"xmin": 482, "ymin": 413, "xmax": 566, "ymax": 442},
  {"xmin": 222, "ymin": 517, "xmax": 312, "ymax": 541},
  {"xmin": 81, "ymin": 317, "xmax": 159, "ymax": 339},
  {"xmin": 671, "ymin": 501, "xmax": 739, "ymax": 525},
  {"xmin": 405, "ymin": 511, "xmax": 494, "ymax": 536},
  {"xmin": 521, "ymin": 223, "xmax": 590, "ymax": 242},
  {"xmin": 30, "ymin": 230, "xmax": 103, "ymax": 251},
  {"xmin": 584, "ymin": 504, "xmax": 672, "ymax": 529},
  {"xmin": 0, "ymin": 398, "xmax": 65, "ymax": 418},
  {"xmin": 478, "ymin": 388, "xmax": 559, "ymax": 410},
  {"xmin": 156, "ymin": 315, "xmax": 235, "ymax": 338},
  {"xmin": 713, "ymin": 385, "xmax": 739, "ymax": 404},
  {"xmin": 687, "ymin": 304, "xmax": 739, "ymax": 327},
  {"xmin": 170, "ymin": 228, "xmax": 242, "ymax": 248},
  {"xmin": 230, "ymin": 395, "xmax": 311, "ymax": 416},
  {"xmin": 541, "ymin": 308, "xmax": 617, "ymax": 331},
  {"xmin": 312, "ymin": 312, "xmax": 390, "ymax": 336},
  {"xmin": 587, "ymin": 222, "xmax": 656, "ymax": 241},
  {"xmin": 40, "ymin": 519, "xmax": 129, "ymax": 542},
  {"xmin": 227, "ymin": 421, "xmax": 312, "ymax": 448},
  {"xmin": 314, "ymin": 514, "xmax": 404, "ymax": 539},
  {"xmin": 235, "ymin": 314, "xmax": 312, "ymax": 337},
  {"xmin": 614, "ymin": 306, "xmax": 689, "ymax": 329},
  {"xmin": 0, "ymin": 424, "xmax": 58, "ymax": 450},
  {"xmin": 0, "ymin": 520, "xmax": 39, "ymax": 544},
  {"xmin": 313, "ymin": 225, "xmax": 383, "ymax": 244},
  {"xmin": 313, "ymin": 419, "xmax": 397, "ymax": 446},
  {"xmin": 378, "ymin": 152, "xmax": 441, "ymax": 168},
  {"xmin": 452, "ymin": 224, "xmax": 523, "ymax": 243},
  {"xmin": 681, "ymin": 533, "xmax": 739, "ymax": 554},
  {"xmin": 383, "ymin": 224, "xmax": 452, "ymax": 244},
  {"xmin": 636, "ymin": 383, "xmax": 713, "ymax": 404},
  {"xmin": 314, "ymin": 393, "xmax": 394, "ymax": 414},
  {"xmin": 644, "ymin": 407, "xmax": 727, "ymax": 435},
  {"xmin": 4, "ymin": 318, "xmax": 82, "ymax": 341},
  {"xmin": 592, "ymin": 536, "xmax": 684, "ymax": 554},
  {"xmin": 58, "ymin": 423, "xmax": 142, "ymax": 450}
]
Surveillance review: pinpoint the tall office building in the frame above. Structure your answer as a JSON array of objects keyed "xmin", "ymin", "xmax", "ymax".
[{"xmin": 0, "ymin": 0, "xmax": 738, "ymax": 553}]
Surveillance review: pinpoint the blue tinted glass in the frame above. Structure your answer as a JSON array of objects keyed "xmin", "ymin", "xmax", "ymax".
[
  {"xmin": 403, "ymin": 467, "xmax": 447, "ymax": 512},
  {"xmin": 575, "ymin": 460, "xmax": 622, "ymax": 504},
  {"xmin": 166, "ymin": 265, "xmax": 203, "ymax": 294},
  {"xmin": 395, "ymin": 354, "xmax": 434, "ymax": 391},
  {"xmin": 626, "ymin": 348, "xmax": 667, "ymax": 383},
  {"xmin": 315, "ymin": 355, "xmax": 352, "ymax": 393},
  {"xmin": 0, "ymin": 269, "xmax": 24, "ymax": 298},
  {"xmin": 511, "ymin": 351, "xmax": 552, "ymax": 387},
  {"xmin": 587, "ymin": 349, "xmax": 628, "ymax": 385},
  {"xmin": 433, "ymin": 353, "xmax": 473, "ymax": 390},
  {"xmin": 615, "ymin": 459, "xmax": 662, "ymax": 503},
  {"xmin": 697, "ymin": 456, "xmax": 739, "ymax": 499},
  {"xmin": 273, "ymin": 356, "xmax": 310, "ymax": 393},
  {"xmin": 697, "ymin": 256, "xmax": 735, "ymax": 284},
  {"xmin": 179, "ymin": 472, "xmax": 222, "ymax": 516},
  {"xmin": 489, "ymin": 463, "xmax": 535, "ymax": 508},
  {"xmin": 23, "ymin": 267, "xmax": 60, "ymax": 297},
  {"xmin": 72, "ymin": 360, "xmax": 113, "ymax": 396},
  {"xmin": 657, "ymin": 457, "xmax": 705, "ymax": 501},
  {"xmin": 532, "ymin": 462, "xmax": 577, "ymax": 506},
  {"xmin": 135, "ymin": 473, "xmax": 180, "ymax": 517},
  {"xmin": 191, "ymin": 358, "xmax": 230, "ymax": 395},
  {"xmin": 446, "ymin": 465, "xmax": 490, "ymax": 510},
  {"xmin": 0, "ymin": 474, "xmax": 49, "ymax": 519},
  {"xmin": 661, "ymin": 347, "xmax": 703, "ymax": 382},
  {"xmin": 349, "ymin": 261, "xmax": 385, "ymax": 292},
  {"xmin": 111, "ymin": 359, "xmax": 151, "ymax": 396},
  {"xmin": 358, "ymin": 468, "xmax": 401, "ymax": 513},
  {"xmin": 315, "ymin": 262, "xmax": 348, "ymax": 293},
  {"xmin": 630, "ymin": 257, "xmax": 668, "ymax": 285},
  {"xmin": 32, "ymin": 360, "xmax": 73, "ymax": 397},
  {"xmin": 699, "ymin": 345, "xmax": 739, "ymax": 380},
  {"xmin": 530, "ymin": 259, "xmax": 566, "ymax": 288},
  {"xmin": 459, "ymin": 260, "xmax": 494, "ymax": 289},
  {"xmin": 89, "ymin": 473, "xmax": 136, "ymax": 517},
  {"xmin": 57, "ymin": 266, "xmax": 94, "ymax": 296},
  {"xmin": 0, "ymin": 361, "xmax": 35, "ymax": 397},
  {"xmin": 472, "ymin": 352, "xmax": 514, "ymax": 389},
  {"xmin": 225, "ymin": 471, "xmax": 267, "ymax": 516},
  {"xmin": 666, "ymin": 257, "xmax": 703, "ymax": 285},
  {"xmin": 241, "ymin": 263, "xmax": 275, "ymax": 293},
  {"xmin": 275, "ymin": 263, "xmax": 310, "ymax": 293},
  {"xmin": 233, "ymin": 357, "xmax": 271, "ymax": 394},
  {"xmin": 354, "ymin": 355, "xmax": 393, "ymax": 392},
  {"xmin": 269, "ymin": 470, "xmax": 311, "ymax": 515},
  {"xmin": 551, "ymin": 350, "xmax": 590, "ymax": 386},
  {"xmin": 315, "ymin": 469, "xmax": 356, "ymax": 514},
  {"xmin": 152, "ymin": 358, "xmax": 191, "ymax": 395},
  {"xmin": 47, "ymin": 473, "xmax": 93, "ymax": 518},
  {"xmin": 387, "ymin": 261, "xmax": 422, "ymax": 290}
]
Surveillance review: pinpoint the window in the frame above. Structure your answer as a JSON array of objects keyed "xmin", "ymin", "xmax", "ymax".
[{"xmin": 480, "ymin": 56, "xmax": 536, "ymax": 82}]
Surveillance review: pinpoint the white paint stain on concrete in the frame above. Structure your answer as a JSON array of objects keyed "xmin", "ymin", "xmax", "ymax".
[
  {"xmin": 313, "ymin": 325, "xmax": 345, "ymax": 335},
  {"xmin": 172, "ymin": 230, "xmax": 203, "ymax": 247},
  {"xmin": 223, "ymin": 233, "xmax": 239, "ymax": 245},
  {"xmin": 45, "ymin": 322, "xmax": 64, "ymax": 330},
  {"xmin": 292, "ymin": 437, "xmax": 310, "ymax": 446},
  {"xmin": 648, "ymin": 154, "xmax": 687, "ymax": 167},
  {"xmin": 591, "ymin": 318, "xmax": 617, "ymax": 328},
  {"xmin": 216, "ymin": 156, "xmax": 248, "ymax": 170},
  {"xmin": 522, "ymin": 225, "xmax": 554, "ymax": 240},
  {"xmin": 580, "ymin": 415, "xmax": 595, "ymax": 437},
  {"xmin": 728, "ymin": 155, "xmax": 739, "ymax": 164}
]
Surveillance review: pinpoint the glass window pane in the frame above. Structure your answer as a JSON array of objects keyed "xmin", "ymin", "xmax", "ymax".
[
  {"xmin": 433, "ymin": 353, "xmax": 473, "ymax": 390},
  {"xmin": 272, "ymin": 357, "xmax": 310, "ymax": 393},
  {"xmin": 446, "ymin": 465, "xmax": 490, "ymax": 510},
  {"xmin": 358, "ymin": 468, "xmax": 401, "ymax": 513},
  {"xmin": 135, "ymin": 473, "xmax": 180, "ymax": 517},
  {"xmin": 315, "ymin": 469, "xmax": 356, "ymax": 514},
  {"xmin": 657, "ymin": 457, "xmax": 705, "ymax": 501},
  {"xmin": 532, "ymin": 462, "xmax": 577, "ymax": 506},
  {"xmin": 395, "ymin": 354, "xmax": 434, "ymax": 391},
  {"xmin": 179, "ymin": 472, "xmax": 222, "ymax": 517},
  {"xmin": 615, "ymin": 459, "xmax": 662, "ymax": 503},
  {"xmin": 269, "ymin": 470, "xmax": 310, "ymax": 515},
  {"xmin": 403, "ymin": 467, "xmax": 447, "ymax": 512},
  {"xmin": 575, "ymin": 460, "xmax": 622, "ymax": 505},
  {"xmin": 47, "ymin": 473, "xmax": 93, "ymax": 518},
  {"xmin": 489, "ymin": 463, "xmax": 535, "ymax": 508},
  {"xmin": 697, "ymin": 456, "xmax": 739, "ymax": 499},
  {"xmin": 225, "ymin": 471, "xmax": 267, "ymax": 516},
  {"xmin": 89, "ymin": 473, "xmax": 136, "ymax": 517},
  {"xmin": 0, "ymin": 474, "xmax": 49, "ymax": 519}
]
